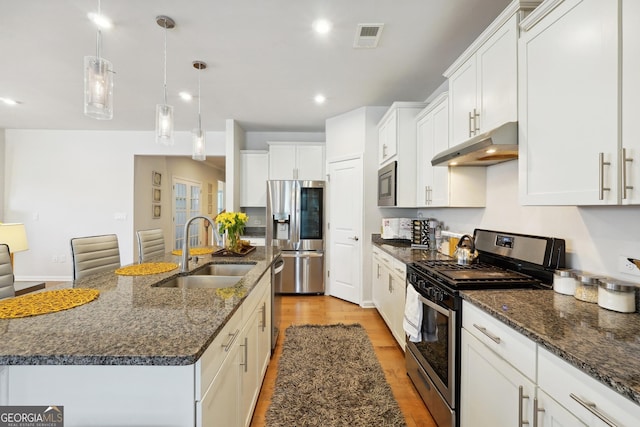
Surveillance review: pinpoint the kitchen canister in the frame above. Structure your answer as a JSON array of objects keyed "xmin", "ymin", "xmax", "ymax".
[
  {"xmin": 597, "ymin": 278, "xmax": 637, "ymax": 313},
  {"xmin": 573, "ymin": 271, "xmax": 599, "ymax": 303},
  {"xmin": 553, "ymin": 269, "xmax": 577, "ymax": 295}
]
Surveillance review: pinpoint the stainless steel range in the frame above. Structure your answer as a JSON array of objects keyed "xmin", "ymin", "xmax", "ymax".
[{"xmin": 405, "ymin": 229, "xmax": 565, "ymax": 427}]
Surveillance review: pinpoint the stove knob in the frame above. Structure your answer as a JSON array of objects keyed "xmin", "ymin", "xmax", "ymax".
[
  {"xmin": 426, "ymin": 287, "xmax": 435, "ymax": 298},
  {"xmin": 434, "ymin": 289, "xmax": 444, "ymax": 301}
]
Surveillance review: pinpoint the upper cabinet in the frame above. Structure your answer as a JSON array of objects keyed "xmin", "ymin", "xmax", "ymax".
[
  {"xmin": 444, "ymin": 1, "xmax": 538, "ymax": 147},
  {"xmin": 240, "ymin": 150, "xmax": 268, "ymax": 207},
  {"xmin": 268, "ymin": 142, "xmax": 325, "ymax": 181},
  {"xmin": 518, "ymin": 0, "xmax": 638, "ymax": 205},
  {"xmin": 378, "ymin": 102, "xmax": 426, "ymax": 207},
  {"xmin": 416, "ymin": 93, "xmax": 486, "ymax": 207}
]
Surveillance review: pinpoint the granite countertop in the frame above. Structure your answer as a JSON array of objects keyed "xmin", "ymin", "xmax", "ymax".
[
  {"xmin": 462, "ymin": 289, "xmax": 640, "ymax": 406},
  {"xmin": 372, "ymin": 234, "xmax": 452, "ymax": 264},
  {"xmin": 0, "ymin": 246, "xmax": 278, "ymax": 366}
]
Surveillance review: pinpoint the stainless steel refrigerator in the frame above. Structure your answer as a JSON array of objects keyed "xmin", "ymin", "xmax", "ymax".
[{"xmin": 266, "ymin": 180, "xmax": 325, "ymax": 294}]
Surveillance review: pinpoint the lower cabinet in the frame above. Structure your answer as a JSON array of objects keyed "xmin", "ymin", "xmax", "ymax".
[
  {"xmin": 371, "ymin": 247, "xmax": 406, "ymax": 350},
  {"xmin": 461, "ymin": 301, "xmax": 640, "ymax": 427},
  {"xmin": 197, "ymin": 272, "xmax": 272, "ymax": 427}
]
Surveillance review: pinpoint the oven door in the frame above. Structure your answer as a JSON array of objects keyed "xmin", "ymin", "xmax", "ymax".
[{"xmin": 406, "ymin": 285, "xmax": 456, "ymax": 408}]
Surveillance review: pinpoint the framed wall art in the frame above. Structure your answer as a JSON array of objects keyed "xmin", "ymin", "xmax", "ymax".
[
  {"xmin": 153, "ymin": 204, "xmax": 161, "ymax": 219},
  {"xmin": 152, "ymin": 171, "xmax": 162, "ymax": 187},
  {"xmin": 152, "ymin": 188, "xmax": 161, "ymax": 203}
]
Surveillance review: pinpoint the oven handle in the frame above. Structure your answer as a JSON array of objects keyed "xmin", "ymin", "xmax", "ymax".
[{"xmin": 414, "ymin": 288, "xmax": 451, "ymax": 317}]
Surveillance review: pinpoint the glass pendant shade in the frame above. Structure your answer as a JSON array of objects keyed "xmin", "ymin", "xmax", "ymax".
[
  {"xmin": 155, "ymin": 103, "xmax": 174, "ymax": 145},
  {"xmin": 192, "ymin": 128, "xmax": 206, "ymax": 160},
  {"xmin": 84, "ymin": 56, "xmax": 113, "ymax": 120}
]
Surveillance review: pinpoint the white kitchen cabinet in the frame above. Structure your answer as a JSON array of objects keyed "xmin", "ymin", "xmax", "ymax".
[
  {"xmin": 372, "ymin": 248, "xmax": 406, "ymax": 350},
  {"xmin": 461, "ymin": 301, "xmax": 537, "ymax": 427},
  {"xmin": 537, "ymin": 388, "xmax": 588, "ymax": 427},
  {"xmin": 377, "ymin": 102, "xmax": 426, "ymax": 206},
  {"xmin": 240, "ymin": 150, "xmax": 268, "ymax": 207},
  {"xmin": 268, "ymin": 142, "xmax": 325, "ymax": 180},
  {"xmin": 622, "ymin": 0, "xmax": 640, "ymax": 205},
  {"xmin": 538, "ymin": 346, "xmax": 640, "ymax": 427},
  {"xmin": 461, "ymin": 329, "xmax": 535, "ymax": 427},
  {"xmin": 415, "ymin": 92, "xmax": 486, "ymax": 207},
  {"xmin": 444, "ymin": 2, "xmax": 537, "ymax": 147},
  {"xmin": 518, "ymin": 0, "xmax": 622, "ymax": 205},
  {"xmin": 0, "ymin": 366, "xmax": 7, "ymax": 405}
]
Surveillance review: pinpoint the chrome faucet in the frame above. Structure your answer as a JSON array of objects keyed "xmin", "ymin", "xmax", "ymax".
[{"xmin": 180, "ymin": 215, "xmax": 222, "ymax": 273}]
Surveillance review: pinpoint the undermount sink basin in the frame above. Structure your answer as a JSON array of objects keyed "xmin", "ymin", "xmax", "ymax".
[
  {"xmin": 153, "ymin": 275, "xmax": 242, "ymax": 289},
  {"xmin": 190, "ymin": 263, "xmax": 255, "ymax": 277}
]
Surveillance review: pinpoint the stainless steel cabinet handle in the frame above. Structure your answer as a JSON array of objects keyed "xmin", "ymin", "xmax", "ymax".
[
  {"xmin": 570, "ymin": 393, "xmax": 618, "ymax": 427},
  {"xmin": 425, "ymin": 186, "xmax": 429, "ymax": 205},
  {"xmin": 473, "ymin": 108, "xmax": 480, "ymax": 133},
  {"xmin": 533, "ymin": 398, "xmax": 544, "ymax": 427},
  {"xmin": 468, "ymin": 111, "xmax": 474, "ymax": 137},
  {"xmin": 382, "ymin": 143, "xmax": 388, "ymax": 158},
  {"xmin": 221, "ymin": 328, "xmax": 240, "ymax": 352},
  {"xmin": 599, "ymin": 152, "xmax": 611, "ymax": 200},
  {"xmin": 473, "ymin": 323, "xmax": 501, "ymax": 344},
  {"xmin": 388, "ymin": 275, "xmax": 392, "ymax": 293},
  {"xmin": 376, "ymin": 263, "xmax": 381, "ymax": 279},
  {"xmin": 519, "ymin": 385, "xmax": 530, "ymax": 426},
  {"xmin": 261, "ymin": 302, "xmax": 266, "ymax": 332},
  {"xmin": 622, "ymin": 148, "xmax": 634, "ymax": 200},
  {"xmin": 240, "ymin": 336, "xmax": 248, "ymax": 373}
]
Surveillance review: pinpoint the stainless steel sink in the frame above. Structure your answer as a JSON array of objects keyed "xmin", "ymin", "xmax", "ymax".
[
  {"xmin": 190, "ymin": 263, "xmax": 255, "ymax": 276},
  {"xmin": 153, "ymin": 275, "xmax": 242, "ymax": 289}
]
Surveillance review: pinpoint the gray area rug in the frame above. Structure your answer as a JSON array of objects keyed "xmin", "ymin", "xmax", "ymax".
[{"xmin": 265, "ymin": 323, "xmax": 407, "ymax": 427}]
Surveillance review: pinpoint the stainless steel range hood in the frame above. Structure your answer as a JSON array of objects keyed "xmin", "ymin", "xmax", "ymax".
[{"xmin": 431, "ymin": 121, "xmax": 518, "ymax": 166}]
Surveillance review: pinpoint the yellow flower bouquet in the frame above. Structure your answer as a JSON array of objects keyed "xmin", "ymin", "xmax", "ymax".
[{"xmin": 215, "ymin": 211, "xmax": 248, "ymax": 252}]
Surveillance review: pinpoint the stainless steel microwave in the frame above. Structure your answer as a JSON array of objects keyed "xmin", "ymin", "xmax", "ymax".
[{"xmin": 378, "ymin": 161, "xmax": 397, "ymax": 206}]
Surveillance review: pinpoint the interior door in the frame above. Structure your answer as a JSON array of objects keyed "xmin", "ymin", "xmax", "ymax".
[
  {"xmin": 327, "ymin": 157, "xmax": 362, "ymax": 304},
  {"xmin": 173, "ymin": 177, "xmax": 202, "ymax": 251}
]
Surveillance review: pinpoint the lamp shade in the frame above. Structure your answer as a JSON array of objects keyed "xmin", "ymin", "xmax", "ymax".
[{"xmin": 0, "ymin": 223, "xmax": 29, "ymax": 253}]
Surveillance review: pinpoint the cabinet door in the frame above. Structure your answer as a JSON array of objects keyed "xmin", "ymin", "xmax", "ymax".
[
  {"xmin": 390, "ymin": 261, "xmax": 406, "ymax": 350},
  {"xmin": 622, "ymin": 0, "xmax": 640, "ymax": 205},
  {"xmin": 537, "ymin": 389, "xmax": 588, "ymax": 427},
  {"xmin": 430, "ymin": 98, "xmax": 451, "ymax": 207},
  {"xmin": 416, "ymin": 108, "xmax": 435, "ymax": 207},
  {"xmin": 240, "ymin": 151, "xmax": 268, "ymax": 207},
  {"xmin": 378, "ymin": 110, "xmax": 398, "ymax": 164},
  {"xmin": 296, "ymin": 145, "xmax": 325, "ymax": 181},
  {"xmin": 241, "ymin": 309, "xmax": 260, "ymax": 427},
  {"xmin": 476, "ymin": 14, "xmax": 518, "ymax": 134},
  {"xmin": 448, "ymin": 57, "xmax": 477, "ymax": 147},
  {"xmin": 460, "ymin": 329, "xmax": 535, "ymax": 427},
  {"xmin": 198, "ymin": 341, "xmax": 241, "ymax": 427},
  {"xmin": 371, "ymin": 252, "xmax": 384, "ymax": 311},
  {"xmin": 268, "ymin": 145, "xmax": 296, "ymax": 180},
  {"xmin": 518, "ymin": 0, "xmax": 618, "ymax": 205}
]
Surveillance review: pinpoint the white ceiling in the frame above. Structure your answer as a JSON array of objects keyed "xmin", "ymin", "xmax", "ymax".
[{"xmin": 0, "ymin": 0, "xmax": 512, "ymax": 133}]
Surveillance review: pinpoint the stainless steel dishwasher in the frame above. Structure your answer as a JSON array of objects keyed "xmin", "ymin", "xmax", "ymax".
[{"xmin": 271, "ymin": 255, "xmax": 284, "ymax": 352}]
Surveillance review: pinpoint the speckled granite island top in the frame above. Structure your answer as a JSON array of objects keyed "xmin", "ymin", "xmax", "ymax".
[
  {"xmin": 0, "ymin": 246, "xmax": 277, "ymax": 366},
  {"xmin": 462, "ymin": 289, "xmax": 640, "ymax": 406}
]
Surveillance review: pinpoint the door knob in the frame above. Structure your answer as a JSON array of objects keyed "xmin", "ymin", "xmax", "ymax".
[{"xmin": 348, "ymin": 236, "xmax": 359, "ymax": 241}]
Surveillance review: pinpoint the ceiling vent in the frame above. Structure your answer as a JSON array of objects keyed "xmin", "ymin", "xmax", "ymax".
[{"xmin": 353, "ymin": 23, "xmax": 384, "ymax": 48}]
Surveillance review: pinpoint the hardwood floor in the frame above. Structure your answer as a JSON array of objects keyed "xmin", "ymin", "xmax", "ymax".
[{"xmin": 250, "ymin": 295, "xmax": 437, "ymax": 427}]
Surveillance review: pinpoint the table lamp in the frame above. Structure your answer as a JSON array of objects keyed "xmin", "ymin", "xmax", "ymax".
[{"xmin": 0, "ymin": 223, "xmax": 29, "ymax": 267}]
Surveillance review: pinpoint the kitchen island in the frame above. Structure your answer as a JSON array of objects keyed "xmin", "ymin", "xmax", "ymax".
[{"xmin": 0, "ymin": 246, "xmax": 278, "ymax": 426}]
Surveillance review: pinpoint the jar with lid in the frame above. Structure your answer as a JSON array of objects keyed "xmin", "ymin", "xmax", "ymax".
[
  {"xmin": 573, "ymin": 271, "xmax": 599, "ymax": 303},
  {"xmin": 553, "ymin": 269, "xmax": 577, "ymax": 295},
  {"xmin": 597, "ymin": 278, "xmax": 637, "ymax": 313}
]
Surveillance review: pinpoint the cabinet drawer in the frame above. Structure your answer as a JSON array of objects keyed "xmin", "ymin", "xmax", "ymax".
[
  {"xmin": 391, "ymin": 258, "xmax": 406, "ymax": 280},
  {"xmin": 538, "ymin": 346, "xmax": 640, "ymax": 427},
  {"xmin": 377, "ymin": 251, "xmax": 394, "ymax": 269},
  {"xmin": 462, "ymin": 301, "xmax": 536, "ymax": 381},
  {"xmin": 195, "ymin": 307, "xmax": 243, "ymax": 400}
]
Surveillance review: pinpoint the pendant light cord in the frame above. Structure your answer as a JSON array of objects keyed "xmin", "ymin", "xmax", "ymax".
[
  {"xmin": 95, "ymin": 0, "xmax": 102, "ymax": 59},
  {"xmin": 163, "ymin": 21, "xmax": 168, "ymax": 105},
  {"xmin": 197, "ymin": 67, "xmax": 202, "ymax": 130}
]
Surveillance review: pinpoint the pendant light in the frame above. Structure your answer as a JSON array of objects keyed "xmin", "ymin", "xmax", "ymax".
[
  {"xmin": 192, "ymin": 61, "xmax": 207, "ymax": 161},
  {"xmin": 156, "ymin": 15, "xmax": 175, "ymax": 145},
  {"xmin": 84, "ymin": 0, "xmax": 113, "ymax": 120}
]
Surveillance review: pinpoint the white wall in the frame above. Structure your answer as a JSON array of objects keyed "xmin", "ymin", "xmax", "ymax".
[
  {"xmin": 3, "ymin": 129, "xmax": 225, "ymax": 281},
  {"xmin": 419, "ymin": 160, "xmax": 640, "ymax": 281},
  {"xmin": 0, "ymin": 129, "xmax": 4, "ymax": 221}
]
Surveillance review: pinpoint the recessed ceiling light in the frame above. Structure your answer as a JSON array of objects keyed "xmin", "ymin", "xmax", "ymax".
[
  {"xmin": 313, "ymin": 19, "xmax": 332, "ymax": 34},
  {"xmin": 0, "ymin": 97, "xmax": 18, "ymax": 106},
  {"xmin": 179, "ymin": 91, "xmax": 193, "ymax": 101},
  {"xmin": 486, "ymin": 148, "xmax": 496, "ymax": 154},
  {"xmin": 88, "ymin": 12, "xmax": 113, "ymax": 29},
  {"xmin": 450, "ymin": 161, "xmax": 458, "ymax": 166},
  {"xmin": 314, "ymin": 94, "xmax": 326, "ymax": 104}
]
